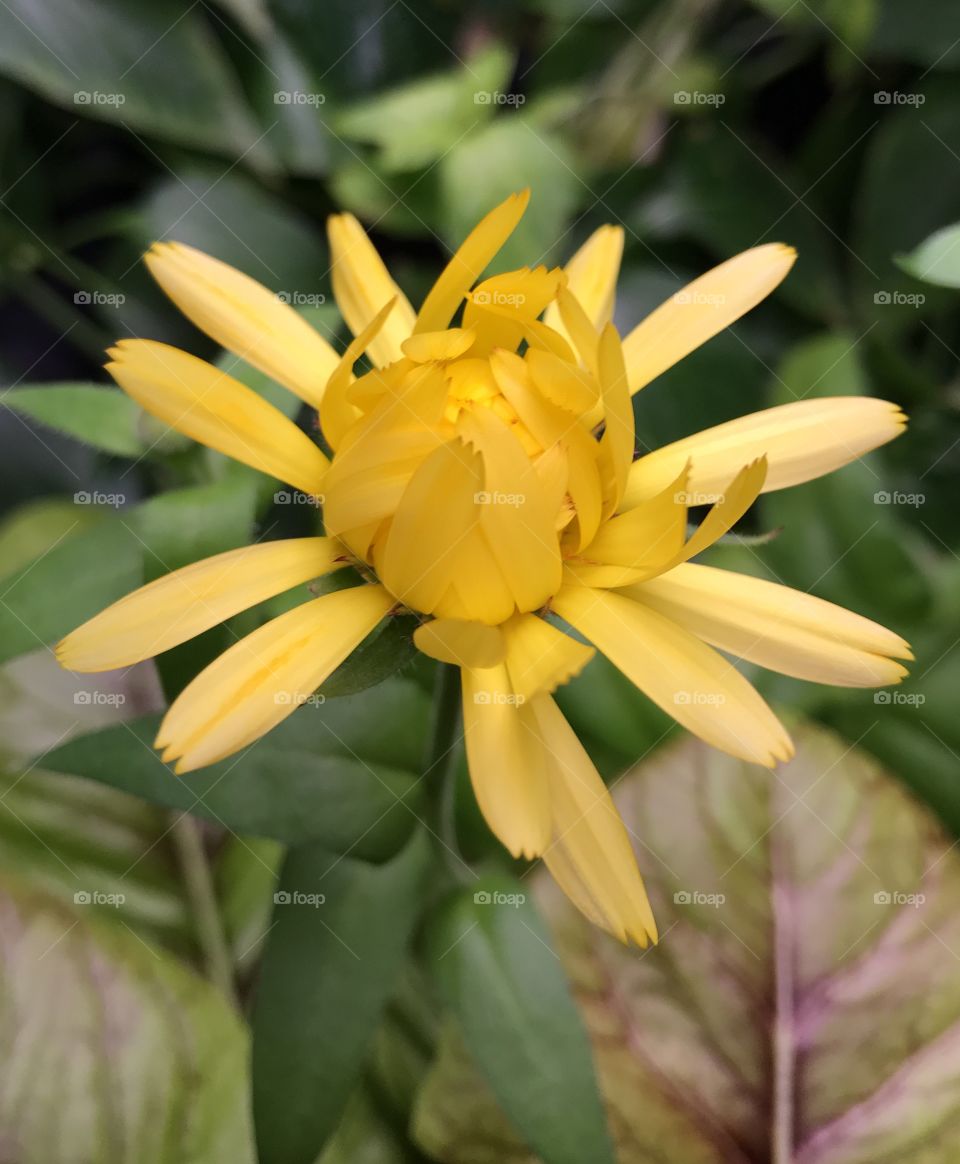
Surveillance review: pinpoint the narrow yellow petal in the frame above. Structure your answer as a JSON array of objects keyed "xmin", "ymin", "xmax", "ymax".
[
  {"xmin": 624, "ymin": 397, "xmax": 906, "ymax": 506},
  {"xmin": 413, "ymin": 619, "xmax": 505, "ymax": 668},
  {"xmin": 319, "ymin": 297, "xmax": 398, "ymax": 450},
  {"xmin": 107, "ymin": 340, "xmax": 328, "ymax": 494},
  {"xmin": 327, "ymin": 213, "xmax": 417, "ymax": 367},
  {"xmin": 577, "ymin": 463, "xmax": 688, "ymax": 574},
  {"xmin": 526, "ymin": 348, "xmax": 600, "ymax": 416},
  {"xmin": 621, "ymin": 243, "xmax": 796, "ymax": 394},
  {"xmin": 414, "ymin": 190, "xmax": 530, "ymax": 334},
  {"xmin": 401, "ymin": 328, "xmax": 475, "ymax": 363},
  {"xmin": 433, "ymin": 525, "xmax": 517, "ymax": 626},
  {"xmin": 628, "ymin": 563, "xmax": 911, "ymax": 687},
  {"xmin": 144, "ymin": 242, "xmax": 339, "ymax": 408},
  {"xmin": 532, "ymin": 694, "xmax": 656, "ymax": 946},
  {"xmin": 553, "ymin": 583, "xmax": 794, "ymax": 767},
  {"xmin": 597, "ymin": 323, "xmax": 635, "ymax": 515},
  {"xmin": 56, "ymin": 537, "xmax": 347, "ymax": 673},
  {"xmin": 501, "ymin": 614, "xmax": 594, "ymax": 702},
  {"xmin": 543, "ymin": 223, "xmax": 624, "ymax": 344},
  {"xmin": 461, "ymin": 664, "xmax": 550, "ymax": 858},
  {"xmin": 672, "ymin": 457, "xmax": 767, "ymax": 563},
  {"xmin": 158, "ymin": 584, "xmax": 393, "ymax": 772}
]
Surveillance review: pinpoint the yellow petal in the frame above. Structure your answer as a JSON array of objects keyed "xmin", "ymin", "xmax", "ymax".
[
  {"xmin": 577, "ymin": 463, "xmax": 688, "ymax": 575},
  {"xmin": 459, "ymin": 406, "xmax": 562, "ymax": 613},
  {"xmin": 401, "ymin": 328, "xmax": 475, "ymax": 363},
  {"xmin": 543, "ymin": 223, "xmax": 624, "ymax": 345},
  {"xmin": 526, "ymin": 348, "xmax": 600, "ymax": 416},
  {"xmin": 158, "ymin": 584, "xmax": 393, "ymax": 773},
  {"xmin": 501, "ymin": 614, "xmax": 594, "ymax": 702},
  {"xmin": 144, "ymin": 242, "xmax": 339, "ymax": 409},
  {"xmin": 621, "ymin": 243, "xmax": 796, "ymax": 394},
  {"xmin": 319, "ymin": 296, "xmax": 398, "ymax": 450},
  {"xmin": 555, "ymin": 286, "xmax": 599, "ymax": 375},
  {"xmin": 463, "ymin": 265, "xmax": 565, "ymax": 356},
  {"xmin": 552, "ymin": 583, "xmax": 794, "ymax": 767},
  {"xmin": 532, "ymin": 694, "xmax": 656, "ymax": 946},
  {"xmin": 327, "ymin": 212, "xmax": 417, "ymax": 367},
  {"xmin": 461, "ymin": 664, "xmax": 550, "ymax": 858},
  {"xmin": 627, "ymin": 563, "xmax": 911, "ymax": 687},
  {"xmin": 672, "ymin": 456, "xmax": 767, "ymax": 563},
  {"xmin": 107, "ymin": 340, "xmax": 328, "ymax": 494},
  {"xmin": 624, "ymin": 397, "xmax": 906, "ymax": 506},
  {"xmin": 413, "ymin": 619, "xmax": 505, "ymax": 668},
  {"xmin": 56, "ymin": 537, "xmax": 347, "ymax": 673},
  {"xmin": 433, "ymin": 525, "xmax": 517, "ymax": 626},
  {"xmin": 596, "ymin": 323, "xmax": 635, "ymax": 515},
  {"xmin": 414, "ymin": 190, "xmax": 530, "ymax": 334},
  {"xmin": 377, "ymin": 441, "xmax": 484, "ymax": 613}
]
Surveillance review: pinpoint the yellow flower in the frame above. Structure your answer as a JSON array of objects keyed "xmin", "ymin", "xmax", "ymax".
[{"xmin": 56, "ymin": 191, "xmax": 910, "ymax": 946}]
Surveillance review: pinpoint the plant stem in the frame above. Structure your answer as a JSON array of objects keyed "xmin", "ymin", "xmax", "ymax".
[
  {"xmin": 171, "ymin": 813, "xmax": 239, "ymax": 1008},
  {"xmin": 423, "ymin": 664, "xmax": 470, "ymax": 882}
]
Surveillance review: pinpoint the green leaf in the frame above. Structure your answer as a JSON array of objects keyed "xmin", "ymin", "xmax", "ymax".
[
  {"xmin": 416, "ymin": 724, "xmax": 960, "ymax": 1163},
  {"xmin": 42, "ymin": 679, "xmax": 430, "ymax": 857},
  {"xmin": 0, "ymin": 873, "xmax": 253, "ymax": 1162},
  {"xmin": 440, "ymin": 118, "xmax": 582, "ymax": 270},
  {"xmin": 0, "ymin": 0, "xmax": 268, "ymax": 159},
  {"xmin": 337, "ymin": 45, "xmax": 511, "ymax": 172},
  {"xmin": 426, "ymin": 875, "xmax": 615, "ymax": 1164},
  {"xmin": 3, "ymin": 384, "xmax": 147, "ymax": 457},
  {"xmin": 871, "ymin": 0, "xmax": 960, "ymax": 68},
  {"xmin": 318, "ymin": 614, "xmax": 420, "ymax": 698},
  {"xmin": 252, "ymin": 828, "xmax": 432, "ymax": 1164},
  {"xmin": 896, "ymin": 222, "xmax": 960, "ymax": 288}
]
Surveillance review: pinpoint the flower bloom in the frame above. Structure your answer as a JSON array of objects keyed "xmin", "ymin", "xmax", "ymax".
[{"xmin": 57, "ymin": 191, "xmax": 910, "ymax": 945}]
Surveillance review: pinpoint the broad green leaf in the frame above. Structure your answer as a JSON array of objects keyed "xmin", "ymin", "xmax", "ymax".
[
  {"xmin": 426, "ymin": 875, "xmax": 615, "ymax": 1164},
  {"xmin": 3, "ymin": 384, "xmax": 147, "ymax": 457},
  {"xmin": 440, "ymin": 118, "xmax": 582, "ymax": 270},
  {"xmin": 750, "ymin": 0, "xmax": 876, "ymax": 49},
  {"xmin": 870, "ymin": 0, "xmax": 960, "ymax": 68},
  {"xmin": 318, "ymin": 614, "xmax": 420, "ymax": 698},
  {"xmin": 0, "ymin": 0, "xmax": 267, "ymax": 159},
  {"xmin": 337, "ymin": 45, "xmax": 511, "ymax": 172},
  {"xmin": 0, "ymin": 497, "xmax": 102, "ymax": 578},
  {"xmin": 42, "ymin": 679, "xmax": 430, "ymax": 857},
  {"xmin": 416, "ymin": 724, "xmax": 960, "ymax": 1162},
  {"xmin": 0, "ymin": 873, "xmax": 252, "ymax": 1163},
  {"xmin": 896, "ymin": 223, "xmax": 960, "ymax": 288},
  {"xmin": 252, "ymin": 828, "xmax": 432, "ymax": 1164}
]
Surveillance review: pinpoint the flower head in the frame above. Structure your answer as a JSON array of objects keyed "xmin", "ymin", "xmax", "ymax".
[{"xmin": 57, "ymin": 191, "xmax": 909, "ymax": 945}]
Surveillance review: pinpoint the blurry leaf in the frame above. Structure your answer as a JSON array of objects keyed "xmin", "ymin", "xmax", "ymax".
[
  {"xmin": 0, "ymin": 516, "xmax": 142, "ymax": 665},
  {"xmin": 426, "ymin": 875, "xmax": 615, "ymax": 1164},
  {"xmin": 770, "ymin": 330, "xmax": 869, "ymax": 402},
  {"xmin": 319, "ymin": 614, "xmax": 420, "ymax": 698},
  {"xmin": 676, "ymin": 125, "xmax": 842, "ymax": 320},
  {"xmin": 417, "ymin": 724, "xmax": 960, "ymax": 1162},
  {"xmin": 750, "ymin": 0, "xmax": 876, "ymax": 49},
  {"xmin": 0, "ymin": 497, "xmax": 102, "ymax": 578},
  {"xmin": 854, "ymin": 77, "xmax": 960, "ymax": 321},
  {"xmin": 141, "ymin": 171, "xmax": 327, "ymax": 293},
  {"xmin": 42, "ymin": 679, "xmax": 430, "ymax": 857},
  {"xmin": 0, "ymin": 0, "xmax": 268, "ymax": 159},
  {"xmin": 318, "ymin": 1086, "xmax": 413, "ymax": 1164},
  {"xmin": 3, "ymin": 384, "xmax": 147, "ymax": 457},
  {"xmin": 871, "ymin": 0, "xmax": 960, "ymax": 68},
  {"xmin": 216, "ymin": 834, "xmax": 283, "ymax": 974},
  {"xmin": 896, "ymin": 223, "xmax": 960, "ymax": 288},
  {"xmin": 440, "ymin": 119, "xmax": 582, "ymax": 269},
  {"xmin": 337, "ymin": 45, "xmax": 511, "ymax": 172},
  {"xmin": 252, "ymin": 828, "xmax": 431, "ymax": 1164},
  {"xmin": 0, "ymin": 874, "xmax": 252, "ymax": 1162}
]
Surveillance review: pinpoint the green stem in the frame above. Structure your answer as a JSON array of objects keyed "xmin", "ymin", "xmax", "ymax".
[
  {"xmin": 171, "ymin": 813, "xmax": 239, "ymax": 1008},
  {"xmin": 423, "ymin": 664, "xmax": 471, "ymax": 883}
]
